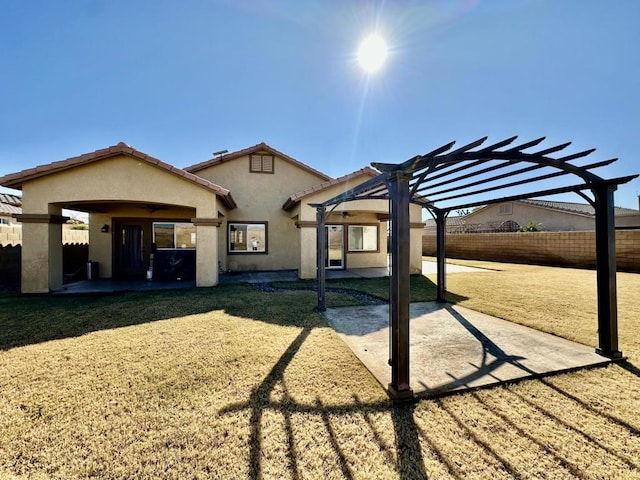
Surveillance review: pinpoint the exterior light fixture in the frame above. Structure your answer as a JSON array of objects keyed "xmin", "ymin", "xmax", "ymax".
[{"xmin": 101, "ymin": 224, "xmax": 109, "ymax": 233}]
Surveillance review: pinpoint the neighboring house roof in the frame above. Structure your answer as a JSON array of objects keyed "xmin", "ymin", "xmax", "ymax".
[
  {"xmin": 0, "ymin": 203, "xmax": 21, "ymax": 216},
  {"xmin": 0, "ymin": 193, "xmax": 21, "ymax": 207},
  {"xmin": 0, "ymin": 142, "xmax": 236, "ymax": 209},
  {"xmin": 184, "ymin": 142, "xmax": 332, "ymax": 182},
  {"xmin": 518, "ymin": 199, "xmax": 638, "ymax": 217},
  {"xmin": 0, "ymin": 193, "xmax": 22, "ymax": 216},
  {"xmin": 282, "ymin": 167, "xmax": 379, "ymax": 211},
  {"xmin": 423, "ymin": 216, "xmax": 466, "ymax": 232}
]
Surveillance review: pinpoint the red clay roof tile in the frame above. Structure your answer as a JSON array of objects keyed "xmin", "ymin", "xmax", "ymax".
[
  {"xmin": 184, "ymin": 142, "xmax": 331, "ymax": 182},
  {"xmin": 282, "ymin": 167, "xmax": 379, "ymax": 211},
  {"xmin": 0, "ymin": 142, "xmax": 236, "ymax": 209}
]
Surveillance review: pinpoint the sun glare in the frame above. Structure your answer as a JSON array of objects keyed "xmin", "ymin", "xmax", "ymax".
[{"xmin": 357, "ymin": 34, "xmax": 388, "ymax": 73}]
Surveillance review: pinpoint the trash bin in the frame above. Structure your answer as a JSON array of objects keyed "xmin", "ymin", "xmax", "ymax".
[{"xmin": 87, "ymin": 261, "xmax": 99, "ymax": 280}]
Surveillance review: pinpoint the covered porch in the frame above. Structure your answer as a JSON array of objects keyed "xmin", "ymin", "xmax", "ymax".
[{"xmin": 0, "ymin": 143, "xmax": 235, "ymax": 293}]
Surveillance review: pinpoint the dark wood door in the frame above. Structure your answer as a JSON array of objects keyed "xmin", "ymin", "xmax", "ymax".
[{"xmin": 116, "ymin": 222, "xmax": 151, "ymax": 278}]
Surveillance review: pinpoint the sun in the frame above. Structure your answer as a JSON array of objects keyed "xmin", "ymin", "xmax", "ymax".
[{"xmin": 357, "ymin": 34, "xmax": 388, "ymax": 73}]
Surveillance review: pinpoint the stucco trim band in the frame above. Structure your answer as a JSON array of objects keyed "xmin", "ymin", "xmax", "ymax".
[
  {"xmin": 14, "ymin": 214, "xmax": 70, "ymax": 224},
  {"xmin": 191, "ymin": 217, "xmax": 223, "ymax": 227},
  {"xmin": 295, "ymin": 221, "xmax": 317, "ymax": 228}
]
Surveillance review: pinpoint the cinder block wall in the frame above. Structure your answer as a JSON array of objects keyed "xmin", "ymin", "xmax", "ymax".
[
  {"xmin": 0, "ymin": 226, "xmax": 88, "ymax": 246},
  {"xmin": 423, "ymin": 230, "xmax": 640, "ymax": 272},
  {"xmin": 0, "ymin": 226, "xmax": 22, "ymax": 247}
]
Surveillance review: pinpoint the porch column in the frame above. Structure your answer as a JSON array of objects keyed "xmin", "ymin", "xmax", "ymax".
[
  {"xmin": 16, "ymin": 213, "xmax": 68, "ymax": 293},
  {"xmin": 295, "ymin": 221, "xmax": 318, "ymax": 279},
  {"xmin": 435, "ymin": 210, "xmax": 448, "ymax": 303},
  {"xmin": 192, "ymin": 218, "xmax": 221, "ymax": 287},
  {"xmin": 592, "ymin": 184, "xmax": 622, "ymax": 358},
  {"xmin": 388, "ymin": 170, "xmax": 413, "ymax": 400},
  {"xmin": 316, "ymin": 207, "xmax": 327, "ymax": 312}
]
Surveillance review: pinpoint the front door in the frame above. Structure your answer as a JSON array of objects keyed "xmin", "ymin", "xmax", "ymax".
[
  {"xmin": 116, "ymin": 221, "xmax": 152, "ymax": 278},
  {"xmin": 325, "ymin": 225, "xmax": 344, "ymax": 269}
]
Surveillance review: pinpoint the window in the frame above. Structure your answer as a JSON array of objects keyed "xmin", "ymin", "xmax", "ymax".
[
  {"xmin": 498, "ymin": 203, "xmax": 513, "ymax": 215},
  {"xmin": 348, "ymin": 225, "xmax": 378, "ymax": 252},
  {"xmin": 229, "ymin": 222, "xmax": 267, "ymax": 253},
  {"xmin": 0, "ymin": 217, "xmax": 9, "ymax": 225},
  {"xmin": 153, "ymin": 222, "xmax": 196, "ymax": 249},
  {"xmin": 250, "ymin": 154, "xmax": 274, "ymax": 173}
]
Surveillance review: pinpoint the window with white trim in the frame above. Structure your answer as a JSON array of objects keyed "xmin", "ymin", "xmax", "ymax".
[
  {"xmin": 348, "ymin": 225, "xmax": 378, "ymax": 252},
  {"xmin": 153, "ymin": 222, "xmax": 196, "ymax": 249},
  {"xmin": 229, "ymin": 222, "xmax": 267, "ymax": 253}
]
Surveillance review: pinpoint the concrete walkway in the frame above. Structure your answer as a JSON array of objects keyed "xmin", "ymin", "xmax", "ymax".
[
  {"xmin": 56, "ymin": 261, "xmax": 489, "ymax": 294},
  {"xmin": 323, "ymin": 302, "xmax": 611, "ymax": 398}
]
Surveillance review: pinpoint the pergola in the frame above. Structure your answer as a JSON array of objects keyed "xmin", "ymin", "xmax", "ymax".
[{"xmin": 311, "ymin": 136, "xmax": 638, "ymax": 400}]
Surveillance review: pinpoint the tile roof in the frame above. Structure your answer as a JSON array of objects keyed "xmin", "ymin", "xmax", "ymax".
[
  {"xmin": 183, "ymin": 142, "xmax": 332, "ymax": 182},
  {"xmin": 0, "ymin": 142, "xmax": 236, "ymax": 209},
  {"xmin": 0, "ymin": 193, "xmax": 21, "ymax": 207},
  {"xmin": 282, "ymin": 167, "xmax": 380, "ymax": 211},
  {"xmin": 519, "ymin": 199, "xmax": 638, "ymax": 217},
  {"xmin": 0, "ymin": 203, "xmax": 21, "ymax": 215}
]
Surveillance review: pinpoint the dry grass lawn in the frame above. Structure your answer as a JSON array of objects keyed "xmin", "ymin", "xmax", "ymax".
[{"xmin": 0, "ymin": 263, "xmax": 639, "ymax": 479}]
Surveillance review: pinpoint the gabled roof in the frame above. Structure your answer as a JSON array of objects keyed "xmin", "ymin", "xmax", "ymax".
[
  {"xmin": 0, "ymin": 142, "xmax": 236, "ymax": 209},
  {"xmin": 184, "ymin": 142, "xmax": 332, "ymax": 182},
  {"xmin": 282, "ymin": 167, "xmax": 379, "ymax": 211},
  {"xmin": 519, "ymin": 199, "xmax": 638, "ymax": 217}
]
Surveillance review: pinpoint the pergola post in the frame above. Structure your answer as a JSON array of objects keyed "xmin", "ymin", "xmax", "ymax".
[
  {"xmin": 593, "ymin": 184, "xmax": 622, "ymax": 358},
  {"xmin": 435, "ymin": 210, "xmax": 448, "ymax": 303},
  {"xmin": 388, "ymin": 170, "xmax": 413, "ymax": 400},
  {"xmin": 316, "ymin": 207, "xmax": 327, "ymax": 312}
]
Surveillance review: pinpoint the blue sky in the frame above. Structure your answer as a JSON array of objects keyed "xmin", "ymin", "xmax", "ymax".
[{"xmin": 1, "ymin": 0, "xmax": 639, "ymax": 208}]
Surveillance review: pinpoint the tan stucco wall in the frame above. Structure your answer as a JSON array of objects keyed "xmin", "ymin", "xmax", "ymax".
[
  {"xmin": 22, "ymin": 155, "xmax": 218, "ymax": 215},
  {"xmin": 464, "ymin": 202, "xmax": 595, "ymax": 231},
  {"xmin": 616, "ymin": 213, "xmax": 640, "ymax": 228},
  {"xmin": 195, "ymin": 154, "xmax": 327, "ymax": 272},
  {"xmin": 88, "ymin": 213, "xmax": 113, "ymax": 278},
  {"xmin": 19, "ymin": 155, "xmax": 220, "ymax": 291},
  {"xmin": 295, "ymin": 180, "xmax": 423, "ymax": 278}
]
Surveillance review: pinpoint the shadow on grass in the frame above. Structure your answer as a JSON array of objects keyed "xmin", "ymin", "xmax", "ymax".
[
  {"xmin": 0, "ymin": 284, "xmax": 337, "ymax": 351},
  {"xmin": 0, "ymin": 275, "xmax": 453, "ymax": 351},
  {"xmin": 619, "ymin": 360, "xmax": 640, "ymax": 378},
  {"xmin": 276, "ymin": 274, "xmax": 468, "ymax": 307},
  {"xmin": 219, "ymin": 325, "xmax": 429, "ymax": 480}
]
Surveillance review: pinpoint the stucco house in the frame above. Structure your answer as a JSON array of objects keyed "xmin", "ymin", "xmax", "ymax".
[
  {"xmin": 0, "ymin": 142, "xmax": 423, "ymax": 293},
  {"xmin": 424, "ymin": 198, "xmax": 640, "ymax": 234}
]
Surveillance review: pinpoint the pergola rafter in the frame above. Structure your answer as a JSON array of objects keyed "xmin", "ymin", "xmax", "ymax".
[{"xmin": 311, "ymin": 136, "xmax": 637, "ymax": 401}]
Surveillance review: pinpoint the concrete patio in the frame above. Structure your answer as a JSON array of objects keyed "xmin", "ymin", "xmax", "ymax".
[
  {"xmin": 55, "ymin": 260, "xmax": 491, "ymax": 294},
  {"xmin": 322, "ymin": 302, "xmax": 613, "ymax": 398}
]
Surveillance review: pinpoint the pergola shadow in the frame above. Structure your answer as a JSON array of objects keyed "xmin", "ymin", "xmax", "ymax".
[
  {"xmin": 217, "ymin": 309, "xmax": 638, "ymax": 478},
  {"xmin": 311, "ymin": 136, "xmax": 638, "ymax": 400},
  {"xmin": 323, "ymin": 301, "xmax": 616, "ymax": 399}
]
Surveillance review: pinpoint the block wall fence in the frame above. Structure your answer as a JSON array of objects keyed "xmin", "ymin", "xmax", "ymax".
[
  {"xmin": 0, "ymin": 226, "xmax": 88, "ymax": 247},
  {"xmin": 422, "ymin": 230, "xmax": 640, "ymax": 272}
]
